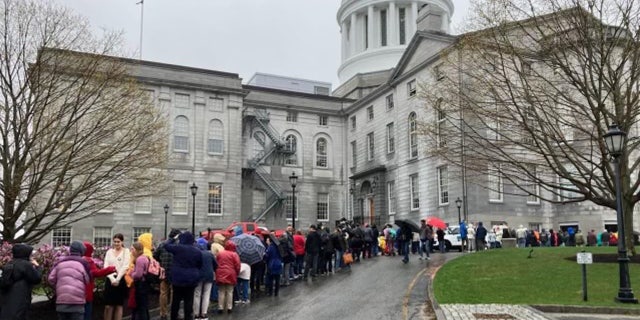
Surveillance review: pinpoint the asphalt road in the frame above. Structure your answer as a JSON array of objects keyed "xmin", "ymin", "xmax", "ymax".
[{"xmin": 196, "ymin": 252, "xmax": 457, "ymax": 320}]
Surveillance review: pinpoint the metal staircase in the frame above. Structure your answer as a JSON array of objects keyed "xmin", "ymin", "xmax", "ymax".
[{"xmin": 243, "ymin": 108, "xmax": 295, "ymax": 222}]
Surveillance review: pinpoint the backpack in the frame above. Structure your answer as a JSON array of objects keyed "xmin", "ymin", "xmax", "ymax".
[
  {"xmin": 0, "ymin": 262, "xmax": 15, "ymax": 291},
  {"xmin": 278, "ymin": 241, "xmax": 294, "ymax": 263},
  {"xmin": 146, "ymin": 257, "xmax": 165, "ymax": 283}
]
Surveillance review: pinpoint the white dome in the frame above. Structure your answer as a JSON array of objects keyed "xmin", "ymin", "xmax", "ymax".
[{"xmin": 337, "ymin": 0, "xmax": 454, "ymax": 83}]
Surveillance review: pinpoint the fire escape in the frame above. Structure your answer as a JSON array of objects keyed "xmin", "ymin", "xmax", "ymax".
[{"xmin": 243, "ymin": 109, "xmax": 295, "ymax": 222}]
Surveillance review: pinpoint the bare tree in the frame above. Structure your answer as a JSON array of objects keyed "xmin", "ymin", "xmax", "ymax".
[
  {"xmin": 0, "ymin": 0, "xmax": 168, "ymax": 243},
  {"xmin": 420, "ymin": 0, "xmax": 640, "ymax": 250}
]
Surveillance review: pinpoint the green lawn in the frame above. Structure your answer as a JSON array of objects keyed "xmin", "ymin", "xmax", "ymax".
[{"xmin": 433, "ymin": 247, "xmax": 640, "ymax": 308}]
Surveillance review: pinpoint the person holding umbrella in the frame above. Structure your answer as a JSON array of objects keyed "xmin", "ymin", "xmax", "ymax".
[
  {"xmin": 264, "ymin": 234, "xmax": 282, "ymax": 296},
  {"xmin": 399, "ymin": 224, "xmax": 413, "ymax": 263}
]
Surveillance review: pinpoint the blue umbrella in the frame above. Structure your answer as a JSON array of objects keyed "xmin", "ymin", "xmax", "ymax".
[{"xmin": 230, "ymin": 233, "xmax": 265, "ymax": 264}]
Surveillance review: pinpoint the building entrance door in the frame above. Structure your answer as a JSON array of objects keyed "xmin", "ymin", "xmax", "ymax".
[{"xmin": 368, "ymin": 197, "xmax": 375, "ymax": 225}]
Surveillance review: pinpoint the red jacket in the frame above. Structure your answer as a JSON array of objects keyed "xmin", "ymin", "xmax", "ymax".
[
  {"xmin": 293, "ymin": 234, "xmax": 305, "ymax": 255},
  {"xmin": 215, "ymin": 242, "xmax": 241, "ymax": 286},
  {"xmin": 83, "ymin": 242, "xmax": 116, "ymax": 302}
]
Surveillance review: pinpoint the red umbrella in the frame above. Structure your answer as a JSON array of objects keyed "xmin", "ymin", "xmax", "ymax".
[{"xmin": 425, "ymin": 216, "xmax": 447, "ymax": 229}]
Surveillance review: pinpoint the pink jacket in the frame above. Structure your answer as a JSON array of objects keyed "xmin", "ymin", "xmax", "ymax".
[{"xmin": 48, "ymin": 256, "xmax": 90, "ymax": 305}]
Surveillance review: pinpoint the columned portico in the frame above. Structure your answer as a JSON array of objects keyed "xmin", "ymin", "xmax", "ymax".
[{"xmin": 337, "ymin": 0, "xmax": 454, "ymax": 83}]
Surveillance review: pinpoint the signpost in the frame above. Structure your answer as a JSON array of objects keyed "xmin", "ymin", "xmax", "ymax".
[{"xmin": 577, "ymin": 251, "xmax": 593, "ymax": 301}]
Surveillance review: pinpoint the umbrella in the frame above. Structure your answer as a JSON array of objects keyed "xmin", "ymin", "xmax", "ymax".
[
  {"xmin": 425, "ymin": 216, "xmax": 447, "ymax": 230},
  {"xmin": 230, "ymin": 233, "xmax": 265, "ymax": 264},
  {"xmin": 395, "ymin": 218, "xmax": 420, "ymax": 233},
  {"xmin": 268, "ymin": 233, "xmax": 280, "ymax": 246}
]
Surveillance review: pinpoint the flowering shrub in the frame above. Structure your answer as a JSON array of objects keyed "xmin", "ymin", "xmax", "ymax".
[{"xmin": 1, "ymin": 242, "xmax": 110, "ymax": 301}]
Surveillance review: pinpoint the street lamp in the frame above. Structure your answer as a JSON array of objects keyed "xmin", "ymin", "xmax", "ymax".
[
  {"xmin": 190, "ymin": 183, "xmax": 198, "ymax": 235},
  {"xmin": 604, "ymin": 124, "xmax": 637, "ymax": 303},
  {"xmin": 455, "ymin": 197, "xmax": 462, "ymax": 224},
  {"xmin": 163, "ymin": 204, "xmax": 169, "ymax": 239},
  {"xmin": 289, "ymin": 172, "xmax": 298, "ymax": 231},
  {"xmin": 349, "ymin": 182, "xmax": 354, "ymax": 221}
]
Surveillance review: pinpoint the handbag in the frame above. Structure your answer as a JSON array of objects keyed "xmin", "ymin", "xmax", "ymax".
[{"xmin": 342, "ymin": 252, "xmax": 353, "ymax": 265}]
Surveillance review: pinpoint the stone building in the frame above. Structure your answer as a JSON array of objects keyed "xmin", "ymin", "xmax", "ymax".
[{"xmin": 43, "ymin": 0, "xmax": 634, "ymax": 247}]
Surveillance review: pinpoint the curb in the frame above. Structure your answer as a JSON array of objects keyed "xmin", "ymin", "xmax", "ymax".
[
  {"xmin": 531, "ymin": 304, "xmax": 640, "ymax": 316},
  {"xmin": 427, "ymin": 253, "xmax": 466, "ymax": 320}
]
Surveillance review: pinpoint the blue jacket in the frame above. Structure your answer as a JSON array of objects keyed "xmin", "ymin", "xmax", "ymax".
[
  {"xmin": 198, "ymin": 245, "xmax": 217, "ymax": 283},
  {"xmin": 264, "ymin": 243, "xmax": 282, "ymax": 275},
  {"xmin": 459, "ymin": 222, "xmax": 467, "ymax": 238},
  {"xmin": 164, "ymin": 232, "xmax": 203, "ymax": 286}
]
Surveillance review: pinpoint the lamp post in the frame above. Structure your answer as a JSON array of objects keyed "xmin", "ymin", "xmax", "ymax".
[
  {"xmin": 190, "ymin": 183, "xmax": 198, "ymax": 235},
  {"xmin": 604, "ymin": 124, "xmax": 637, "ymax": 303},
  {"xmin": 163, "ymin": 204, "xmax": 169, "ymax": 239},
  {"xmin": 349, "ymin": 182, "xmax": 354, "ymax": 221},
  {"xmin": 455, "ymin": 197, "xmax": 462, "ymax": 224},
  {"xmin": 289, "ymin": 172, "xmax": 298, "ymax": 231}
]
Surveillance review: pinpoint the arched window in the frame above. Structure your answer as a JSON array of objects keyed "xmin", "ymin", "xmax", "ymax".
[
  {"xmin": 174, "ymin": 116, "xmax": 189, "ymax": 152},
  {"xmin": 285, "ymin": 134, "xmax": 297, "ymax": 166},
  {"xmin": 207, "ymin": 119, "xmax": 224, "ymax": 154},
  {"xmin": 316, "ymin": 138, "xmax": 328, "ymax": 168},
  {"xmin": 408, "ymin": 112, "xmax": 418, "ymax": 158}
]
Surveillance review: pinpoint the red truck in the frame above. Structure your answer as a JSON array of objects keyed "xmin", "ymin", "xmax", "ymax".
[{"xmin": 201, "ymin": 222, "xmax": 267, "ymax": 240}]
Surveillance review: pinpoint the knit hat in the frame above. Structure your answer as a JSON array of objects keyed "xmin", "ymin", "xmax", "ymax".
[
  {"xmin": 70, "ymin": 240, "xmax": 86, "ymax": 256},
  {"xmin": 168, "ymin": 228, "xmax": 181, "ymax": 239}
]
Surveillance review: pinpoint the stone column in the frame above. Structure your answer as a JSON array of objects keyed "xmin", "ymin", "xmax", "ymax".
[
  {"xmin": 341, "ymin": 20, "xmax": 348, "ymax": 61},
  {"xmin": 389, "ymin": 2, "xmax": 397, "ymax": 46},
  {"xmin": 350, "ymin": 13, "xmax": 357, "ymax": 55},
  {"xmin": 411, "ymin": 1, "xmax": 419, "ymax": 36},
  {"xmin": 367, "ymin": 5, "xmax": 375, "ymax": 50}
]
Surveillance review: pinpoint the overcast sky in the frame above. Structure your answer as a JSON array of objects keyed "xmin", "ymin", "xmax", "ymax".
[{"xmin": 56, "ymin": 0, "xmax": 471, "ymax": 87}]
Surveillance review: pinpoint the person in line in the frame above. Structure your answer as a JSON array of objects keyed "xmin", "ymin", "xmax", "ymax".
[
  {"xmin": 371, "ymin": 224, "xmax": 380, "ymax": 257},
  {"xmin": 82, "ymin": 242, "xmax": 116, "ymax": 320},
  {"xmin": 331, "ymin": 227, "xmax": 345, "ymax": 270},
  {"xmin": 436, "ymin": 227, "xmax": 446, "ymax": 254},
  {"xmin": 154, "ymin": 229, "xmax": 180, "ymax": 320},
  {"xmin": 103, "ymin": 233, "xmax": 131, "ymax": 320},
  {"xmin": 292, "ymin": 230, "xmax": 306, "ymax": 278},
  {"xmin": 278, "ymin": 232, "xmax": 294, "ymax": 286},
  {"xmin": 304, "ymin": 225, "xmax": 321, "ymax": 279},
  {"xmin": 193, "ymin": 238, "xmax": 217, "ymax": 320},
  {"xmin": 48, "ymin": 240, "xmax": 91, "ymax": 320},
  {"xmin": 587, "ymin": 229, "xmax": 597, "ymax": 246},
  {"xmin": 466, "ymin": 223, "xmax": 475, "ymax": 252},
  {"xmin": 164, "ymin": 231, "xmax": 203, "ymax": 320},
  {"xmin": 475, "ymin": 222, "xmax": 488, "ymax": 251},
  {"xmin": 400, "ymin": 224, "xmax": 413, "ymax": 263},
  {"xmin": 0, "ymin": 243, "xmax": 43, "ymax": 320},
  {"xmin": 129, "ymin": 242, "xmax": 151, "ymax": 320},
  {"xmin": 516, "ymin": 225, "xmax": 527, "ymax": 248},
  {"xmin": 264, "ymin": 235, "xmax": 282, "ymax": 296},
  {"xmin": 601, "ymin": 229, "xmax": 610, "ymax": 246},
  {"xmin": 459, "ymin": 221, "xmax": 468, "ymax": 252},
  {"xmin": 419, "ymin": 220, "xmax": 431, "ymax": 260},
  {"xmin": 236, "ymin": 262, "xmax": 251, "ymax": 304},
  {"xmin": 363, "ymin": 224, "xmax": 374, "ymax": 259},
  {"xmin": 215, "ymin": 241, "xmax": 241, "ymax": 314}
]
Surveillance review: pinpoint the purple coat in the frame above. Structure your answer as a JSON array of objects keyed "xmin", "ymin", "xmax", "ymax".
[{"xmin": 48, "ymin": 256, "xmax": 90, "ymax": 305}]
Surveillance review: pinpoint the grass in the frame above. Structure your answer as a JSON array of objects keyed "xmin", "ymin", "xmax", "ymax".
[{"xmin": 433, "ymin": 246, "xmax": 640, "ymax": 308}]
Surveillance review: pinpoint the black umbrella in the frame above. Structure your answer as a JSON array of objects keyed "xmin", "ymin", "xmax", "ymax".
[
  {"xmin": 395, "ymin": 218, "xmax": 420, "ymax": 233},
  {"xmin": 268, "ymin": 233, "xmax": 280, "ymax": 246}
]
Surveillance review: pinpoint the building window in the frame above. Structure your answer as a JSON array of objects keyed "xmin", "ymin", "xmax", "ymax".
[
  {"xmin": 174, "ymin": 93, "xmax": 190, "ymax": 109},
  {"xmin": 317, "ymin": 193, "xmax": 329, "ymax": 221},
  {"xmin": 388, "ymin": 181, "xmax": 396, "ymax": 215},
  {"xmin": 399, "ymin": 7, "xmax": 406, "ymax": 45},
  {"xmin": 386, "ymin": 94, "xmax": 394, "ymax": 110},
  {"xmin": 351, "ymin": 141, "xmax": 357, "ymax": 167},
  {"xmin": 408, "ymin": 112, "xmax": 418, "ymax": 158},
  {"xmin": 386, "ymin": 122, "xmax": 395, "ymax": 153},
  {"xmin": 410, "ymin": 174, "xmax": 419, "ymax": 210},
  {"xmin": 133, "ymin": 227, "xmax": 151, "ymax": 242},
  {"xmin": 209, "ymin": 97, "xmax": 223, "ymax": 112},
  {"xmin": 173, "ymin": 181, "xmax": 188, "ymax": 214},
  {"xmin": 488, "ymin": 164, "xmax": 503, "ymax": 202},
  {"xmin": 94, "ymin": 227, "xmax": 112, "ymax": 248},
  {"xmin": 52, "ymin": 227, "xmax": 72, "ymax": 247},
  {"xmin": 367, "ymin": 106, "xmax": 374, "ymax": 121},
  {"xmin": 174, "ymin": 116, "xmax": 189, "ymax": 152},
  {"xmin": 437, "ymin": 109, "xmax": 446, "ymax": 148},
  {"xmin": 208, "ymin": 183, "xmax": 223, "ymax": 215},
  {"xmin": 438, "ymin": 166, "xmax": 449, "ymax": 205},
  {"xmin": 286, "ymin": 111, "xmax": 298, "ymax": 122},
  {"xmin": 316, "ymin": 138, "xmax": 328, "ymax": 168},
  {"xmin": 318, "ymin": 115, "xmax": 328, "ymax": 126},
  {"xmin": 350, "ymin": 116, "xmax": 356, "ymax": 130},
  {"xmin": 380, "ymin": 9, "xmax": 387, "ymax": 46},
  {"xmin": 407, "ymin": 79, "xmax": 416, "ymax": 97},
  {"xmin": 208, "ymin": 119, "xmax": 224, "ymax": 155},
  {"xmin": 284, "ymin": 135, "xmax": 298, "ymax": 166},
  {"xmin": 134, "ymin": 196, "xmax": 152, "ymax": 214},
  {"xmin": 526, "ymin": 165, "xmax": 540, "ymax": 204},
  {"xmin": 558, "ymin": 168, "xmax": 579, "ymax": 201},
  {"xmin": 285, "ymin": 192, "xmax": 297, "ymax": 220},
  {"xmin": 434, "ymin": 65, "xmax": 444, "ymax": 81},
  {"xmin": 367, "ymin": 132, "xmax": 375, "ymax": 161}
]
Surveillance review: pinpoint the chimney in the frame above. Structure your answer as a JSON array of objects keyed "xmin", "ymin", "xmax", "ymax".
[{"xmin": 417, "ymin": 4, "xmax": 446, "ymax": 32}]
